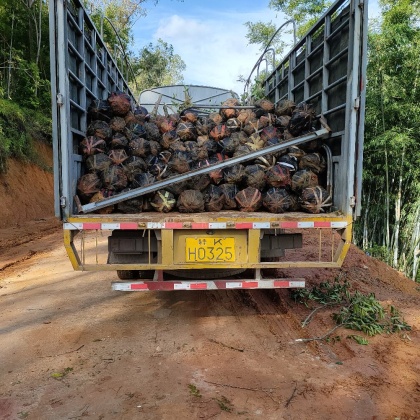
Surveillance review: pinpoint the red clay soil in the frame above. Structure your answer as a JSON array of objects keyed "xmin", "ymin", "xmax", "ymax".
[{"xmin": 0, "ymin": 149, "xmax": 419, "ymax": 419}]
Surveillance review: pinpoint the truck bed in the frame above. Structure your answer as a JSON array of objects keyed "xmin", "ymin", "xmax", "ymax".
[{"xmin": 66, "ymin": 210, "xmax": 346, "ymax": 224}]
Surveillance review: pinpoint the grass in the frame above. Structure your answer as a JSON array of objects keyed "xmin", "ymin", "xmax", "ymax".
[
  {"xmin": 51, "ymin": 367, "xmax": 73, "ymax": 379},
  {"xmin": 188, "ymin": 384, "xmax": 202, "ymax": 398},
  {"xmin": 215, "ymin": 396, "xmax": 233, "ymax": 412}
]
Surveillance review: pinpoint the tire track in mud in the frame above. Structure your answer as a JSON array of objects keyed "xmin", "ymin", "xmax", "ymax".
[
  {"xmin": 203, "ymin": 288, "xmax": 315, "ymax": 354},
  {"xmin": 205, "ymin": 288, "xmax": 358, "ymax": 363}
]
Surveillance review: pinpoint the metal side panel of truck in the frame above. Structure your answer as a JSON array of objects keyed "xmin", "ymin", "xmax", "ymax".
[{"xmin": 49, "ymin": 0, "xmax": 368, "ymax": 291}]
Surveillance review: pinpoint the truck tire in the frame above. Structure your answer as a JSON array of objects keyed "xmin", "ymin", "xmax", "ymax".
[
  {"xmin": 117, "ymin": 270, "xmax": 139, "ymax": 280},
  {"xmin": 138, "ymin": 270, "xmax": 154, "ymax": 279}
]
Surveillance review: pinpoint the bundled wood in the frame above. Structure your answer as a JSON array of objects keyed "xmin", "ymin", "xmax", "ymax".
[
  {"xmin": 150, "ymin": 190, "xmax": 176, "ymax": 213},
  {"xmin": 189, "ymin": 174, "xmax": 211, "ymax": 191},
  {"xmin": 275, "ymin": 99, "xmax": 296, "ymax": 116},
  {"xmin": 244, "ymin": 164, "xmax": 266, "ymax": 190},
  {"xmin": 117, "ymin": 188, "xmax": 143, "ymax": 213},
  {"xmin": 108, "ymin": 91, "xmax": 131, "ymax": 116},
  {"xmin": 85, "ymin": 153, "xmax": 112, "ymax": 173},
  {"xmin": 87, "ymin": 99, "xmax": 112, "ymax": 122},
  {"xmin": 87, "ymin": 120, "xmax": 112, "ymax": 141},
  {"xmin": 288, "ymin": 102, "xmax": 315, "ymax": 136},
  {"xmin": 77, "ymin": 173, "xmax": 102, "ymax": 203},
  {"xmin": 203, "ymin": 185, "xmax": 225, "ymax": 212},
  {"xmin": 109, "ymin": 116, "xmax": 126, "ymax": 132},
  {"xmin": 89, "ymin": 190, "xmax": 114, "ymax": 214},
  {"xmin": 80, "ymin": 136, "xmax": 106, "ymax": 157},
  {"xmin": 235, "ymin": 187, "xmax": 262, "ymax": 212},
  {"xmin": 220, "ymin": 98, "xmax": 240, "ymax": 119},
  {"xmin": 76, "ymin": 92, "xmax": 332, "ymax": 215},
  {"xmin": 129, "ymin": 138, "xmax": 150, "ymax": 158},
  {"xmin": 176, "ymin": 121, "xmax": 197, "ymax": 141},
  {"xmin": 223, "ymin": 164, "xmax": 245, "ymax": 184},
  {"xmin": 177, "ymin": 190, "xmax": 205, "ymax": 213},
  {"xmin": 263, "ymin": 188, "xmax": 291, "ymax": 213},
  {"xmin": 291, "ymin": 169, "xmax": 319, "ymax": 191},
  {"xmin": 219, "ymin": 183, "xmax": 238, "ymax": 209},
  {"xmin": 299, "ymin": 152, "xmax": 326, "ymax": 174},
  {"xmin": 300, "ymin": 186, "xmax": 332, "ymax": 213},
  {"xmin": 109, "ymin": 133, "xmax": 129, "ymax": 150},
  {"xmin": 265, "ymin": 164, "xmax": 291, "ymax": 188},
  {"xmin": 108, "ymin": 149, "xmax": 128, "ymax": 165},
  {"xmin": 101, "ymin": 165, "xmax": 128, "ymax": 191}
]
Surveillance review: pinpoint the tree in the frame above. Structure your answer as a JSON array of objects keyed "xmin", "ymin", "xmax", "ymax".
[
  {"xmin": 132, "ymin": 39, "xmax": 186, "ymax": 92},
  {"xmin": 242, "ymin": 0, "xmax": 325, "ymax": 102},
  {"xmin": 354, "ymin": 0, "xmax": 420, "ymax": 280},
  {"xmin": 85, "ymin": 0, "xmax": 148, "ymax": 51},
  {"xmin": 244, "ymin": 0, "xmax": 331, "ymax": 56},
  {"xmin": 0, "ymin": 0, "xmax": 50, "ymax": 110},
  {"xmin": 268, "ymin": 0, "xmax": 332, "ymax": 35}
]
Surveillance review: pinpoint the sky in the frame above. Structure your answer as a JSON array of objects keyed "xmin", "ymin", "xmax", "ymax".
[{"xmin": 131, "ymin": 0, "xmax": 381, "ymax": 96}]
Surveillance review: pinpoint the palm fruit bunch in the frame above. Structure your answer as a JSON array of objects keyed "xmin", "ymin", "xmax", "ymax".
[{"xmin": 76, "ymin": 91, "xmax": 331, "ymax": 214}]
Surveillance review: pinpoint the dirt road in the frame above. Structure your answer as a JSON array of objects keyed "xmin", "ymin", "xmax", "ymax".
[{"xmin": 0, "ymin": 222, "xmax": 420, "ymax": 420}]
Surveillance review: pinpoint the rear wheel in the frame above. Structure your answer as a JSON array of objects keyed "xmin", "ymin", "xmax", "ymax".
[{"xmin": 117, "ymin": 270, "xmax": 139, "ymax": 280}]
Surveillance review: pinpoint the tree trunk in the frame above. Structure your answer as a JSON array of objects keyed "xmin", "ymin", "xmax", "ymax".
[
  {"xmin": 411, "ymin": 205, "xmax": 420, "ymax": 281},
  {"xmin": 392, "ymin": 148, "xmax": 405, "ymax": 268},
  {"xmin": 362, "ymin": 189, "xmax": 371, "ymax": 250},
  {"xmin": 7, "ymin": 11, "xmax": 15, "ymax": 99}
]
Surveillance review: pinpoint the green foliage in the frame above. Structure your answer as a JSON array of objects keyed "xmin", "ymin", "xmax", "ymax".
[
  {"xmin": 133, "ymin": 39, "xmax": 186, "ymax": 92},
  {"xmin": 269, "ymin": 0, "xmax": 332, "ymax": 36},
  {"xmin": 0, "ymin": 0, "xmax": 51, "ymax": 111},
  {"xmin": 244, "ymin": 21, "xmax": 288, "ymax": 55},
  {"xmin": 243, "ymin": 0, "xmax": 332, "ymax": 60},
  {"xmin": 188, "ymin": 384, "xmax": 202, "ymax": 398},
  {"xmin": 347, "ymin": 335, "xmax": 369, "ymax": 345},
  {"xmin": 242, "ymin": 0, "xmax": 330, "ymax": 101},
  {"xmin": 365, "ymin": 245, "xmax": 392, "ymax": 264},
  {"xmin": 291, "ymin": 277, "xmax": 351, "ymax": 306},
  {"xmin": 238, "ymin": 72, "xmax": 266, "ymax": 103},
  {"xmin": 354, "ymin": 0, "xmax": 420, "ymax": 280},
  {"xmin": 292, "ymin": 278, "xmax": 411, "ymax": 344},
  {"xmin": 0, "ymin": 98, "xmax": 52, "ymax": 173},
  {"xmin": 214, "ymin": 396, "xmax": 233, "ymax": 412},
  {"xmin": 86, "ymin": 0, "xmax": 147, "ymax": 52},
  {"xmin": 334, "ymin": 292, "xmax": 411, "ymax": 336},
  {"xmin": 51, "ymin": 367, "xmax": 73, "ymax": 379}
]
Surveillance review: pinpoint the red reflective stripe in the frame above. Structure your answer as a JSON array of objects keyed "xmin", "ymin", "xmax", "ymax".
[
  {"xmin": 131, "ymin": 283, "xmax": 148, "ymax": 290},
  {"xmin": 274, "ymin": 281, "xmax": 291, "ymax": 288},
  {"xmin": 83, "ymin": 223, "xmax": 101, "ymax": 230},
  {"xmin": 280, "ymin": 222, "xmax": 298, "ymax": 229},
  {"xmin": 120, "ymin": 223, "xmax": 139, "ymax": 229},
  {"xmin": 190, "ymin": 283, "xmax": 207, "ymax": 290},
  {"xmin": 147, "ymin": 282, "xmax": 175, "ymax": 291},
  {"xmin": 235, "ymin": 223, "xmax": 253, "ymax": 229},
  {"xmin": 191, "ymin": 223, "xmax": 209, "ymax": 229},
  {"xmin": 314, "ymin": 221, "xmax": 331, "ymax": 228},
  {"xmin": 241, "ymin": 281, "xmax": 258, "ymax": 288},
  {"xmin": 165, "ymin": 222, "xmax": 183, "ymax": 229}
]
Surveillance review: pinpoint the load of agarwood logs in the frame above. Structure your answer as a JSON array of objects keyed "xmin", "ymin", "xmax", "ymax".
[{"xmin": 76, "ymin": 92, "xmax": 332, "ymax": 214}]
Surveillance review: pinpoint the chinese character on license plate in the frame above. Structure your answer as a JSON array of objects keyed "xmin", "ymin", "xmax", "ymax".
[{"xmin": 185, "ymin": 237, "xmax": 235, "ymax": 262}]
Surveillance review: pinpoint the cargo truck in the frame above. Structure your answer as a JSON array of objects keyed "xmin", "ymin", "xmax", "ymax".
[{"xmin": 48, "ymin": 0, "xmax": 367, "ymax": 291}]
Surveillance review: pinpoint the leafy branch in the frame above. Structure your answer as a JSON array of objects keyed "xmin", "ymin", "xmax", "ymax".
[{"xmin": 292, "ymin": 277, "xmax": 411, "ymax": 344}]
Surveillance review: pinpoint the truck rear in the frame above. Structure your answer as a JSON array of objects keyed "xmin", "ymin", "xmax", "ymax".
[{"xmin": 49, "ymin": 0, "xmax": 367, "ymax": 291}]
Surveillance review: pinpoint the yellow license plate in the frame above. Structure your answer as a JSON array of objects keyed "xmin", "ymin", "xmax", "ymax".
[{"xmin": 185, "ymin": 237, "xmax": 235, "ymax": 262}]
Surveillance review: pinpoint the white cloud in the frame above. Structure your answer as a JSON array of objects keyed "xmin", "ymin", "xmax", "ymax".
[
  {"xmin": 132, "ymin": 0, "xmax": 379, "ymax": 96},
  {"xmin": 150, "ymin": 10, "xmax": 288, "ymax": 95}
]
